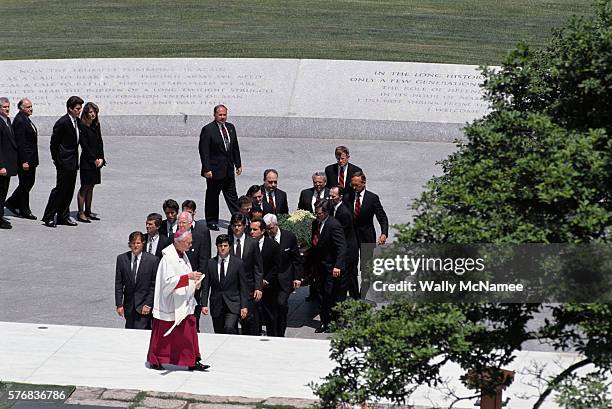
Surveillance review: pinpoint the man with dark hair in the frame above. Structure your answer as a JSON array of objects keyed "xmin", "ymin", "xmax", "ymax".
[
  {"xmin": 229, "ymin": 212, "xmax": 263, "ymax": 335},
  {"xmin": 261, "ymin": 169, "xmax": 289, "ymax": 216},
  {"xmin": 42, "ymin": 96, "xmax": 84, "ymax": 227},
  {"xmin": 199, "ymin": 104, "xmax": 241, "ymax": 231},
  {"xmin": 0, "ymin": 97, "xmax": 17, "ymax": 230},
  {"xmin": 325, "ymin": 145, "xmax": 362, "ymax": 193},
  {"xmin": 227, "ymin": 195, "xmax": 253, "ymax": 236},
  {"xmin": 246, "ymin": 184, "xmax": 263, "ymax": 209},
  {"xmin": 345, "ymin": 171, "xmax": 388, "ymax": 299},
  {"xmin": 115, "ymin": 231, "xmax": 160, "ymax": 329},
  {"xmin": 298, "ymin": 171, "xmax": 329, "ymax": 213},
  {"xmin": 159, "ymin": 198, "xmax": 179, "ymax": 238},
  {"xmin": 311, "ymin": 199, "xmax": 346, "ymax": 333},
  {"xmin": 201, "ymin": 234, "xmax": 249, "ymax": 334},
  {"xmin": 144, "ymin": 213, "xmax": 171, "ymax": 259},
  {"xmin": 329, "ymin": 185, "xmax": 360, "ymax": 299},
  {"xmin": 263, "ymin": 213, "xmax": 302, "ymax": 337},
  {"xmin": 6, "ymin": 98, "xmax": 38, "ymax": 220},
  {"xmin": 249, "ymin": 217, "xmax": 280, "ymax": 336}
]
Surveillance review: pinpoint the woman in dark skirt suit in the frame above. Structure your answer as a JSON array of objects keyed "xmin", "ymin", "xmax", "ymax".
[{"xmin": 77, "ymin": 102, "xmax": 105, "ymax": 223}]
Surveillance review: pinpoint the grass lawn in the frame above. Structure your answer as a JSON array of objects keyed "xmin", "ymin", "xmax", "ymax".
[{"xmin": 0, "ymin": 0, "xmax": 594, "ymax": 64}]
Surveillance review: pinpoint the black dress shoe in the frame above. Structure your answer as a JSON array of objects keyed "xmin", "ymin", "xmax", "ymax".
[
  {"xmin": 207, "ymin": 223, "xmax": 219, "ymax": 231},
  {"xmin": 149, "ymin": 363, "xmax": 163, "ymax": 371},
  {"xmin": 314, "ymin": 325, "xmax": 329, "ymax": 334},
  {"xmin": 0, "ymin": 220, "xmax": 12, "ymax": 229},
  {"xmin": 22, "ymin": 213, "xmax": 37, "ymax": 220},
  {"xmin": 43, "ymin": 220, "xmax": 56, "ymax": 228},
  {"xmin": 57, "ymin": 218, "xmax": 77, "ymax": 226},
  {"xmin": 188, "ymin": 362, "xmax": 210, "ymax": 371}
]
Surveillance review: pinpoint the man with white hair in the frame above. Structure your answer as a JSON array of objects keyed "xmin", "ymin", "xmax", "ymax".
[
  {"xmin": 146, "ymin": 229, "xmax": 209, "ymax": 372},
  {"xmin": 297, "ymin": 172, "xmax": 329, "ymax": 213},
  {"xmin": 263, "ymin": 213, "xmax": 302, "ymax": 336}
]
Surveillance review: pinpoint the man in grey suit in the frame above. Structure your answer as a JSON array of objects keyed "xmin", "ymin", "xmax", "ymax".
[
  {"xmin": 115, "ymin": 231, "xmax": 160, "ymax": 329},
  {"xmin": 201, "ymin": 234, "xmax": 249, "ymax": 334}
]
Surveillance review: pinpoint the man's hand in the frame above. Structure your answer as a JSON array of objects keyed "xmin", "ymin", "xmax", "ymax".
[
  {"xmin": 332, "ymin": 268, "xmax": 341, "ymax": 278},
  {"xmin": 188, "ymin": 271, "xmax": 203, "ymax": 281},
  {"xmin": 202, "ymin": 307, "xmax": 209, "ymax": 315},
  {"xmin": 377, "ymin": 234, "xmax": 387, "ymax": 246},
  {"xmin": 204, "ymin": 171, "xmax": 213, "ymax": 178},
  {"xmin": 293, "ymin": 280, "xmax": 302, "ymax": 289},
  {"xmin": 141, "ymin": 305, "xmax": 151, "ymax": 315},
  {"xmin": 22, "ymin": 162, "xmax": 29, "ymax": 171},
  {"xmin": 95, "ymin": 159, "xmax": 103, "ymax": 168},
  {"xmin": 0, "ymin": 168, "xmax": 6, "ymax": 176},
  {"xmin": 254, "ymin": 289, "xmax": 262, "ymax": 302},
  {"xmin": 116, "ymin": 306, "xmax": 124, "ymax": 317},
  {"xmin": 240, "ymin": 308, "xmax": 248, "ymax": 319},
  {"xmin": 236, "ymin": 167, "xmax": 242, "ymax": 176}
]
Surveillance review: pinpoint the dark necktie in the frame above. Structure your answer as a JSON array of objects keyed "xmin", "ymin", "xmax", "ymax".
[
  {"xmin": 236, "ymin": 238, "xmax": 242, "ymax": 259},
  {"xmin": 354, "ymin": 193, "xmax": 361, "ymax": 220},
  {"xmin": 312, "ymin": 222, "xmax": 321, "ymax": 247},
  {"xmin": 220, "ymin": 258, "xmax": 226, "ymax": 285},
  {"xmin": 338, "ymin": 166, "xmax": 345, "ymax": 187},
  {"xmin": 268, "ymin": 193, "xmax": 276, "ymax": 213},
  {"xmin": 221, "ymin": 124, "xmax": 230, "ymax": 150},
  {"xmin": 147, "ymin": 240, "xmax": 153, "ymax": 254},
  {"xmin": 7, "ymin": 118, "xmax": 12, "ymax": 127},
  {"xmin": 132, "ymin": 256, "xmax": 138, "ymax": 281}
]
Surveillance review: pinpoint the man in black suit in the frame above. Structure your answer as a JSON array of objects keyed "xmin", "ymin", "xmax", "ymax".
[
  {"xmin": 325, "ymin": 146, "xmax": 362, "ymax": 193},
  {"xmin": 249, "ymin": 218, "xmax": 281, "ymax": 336},
  {"xmin": 297, "ymin": 172, "xmax": 330, "ymax": 213},
  {"xmin": 226, "ymin": 195, "xmax": 253, "ymax": 236},
  {"xmin": 42, "ymin": 96, "xmax": 84, "ymax": 227},
  {"xmin": 263, "ymin": 213, "xmax": 302, "ymax": 337},
  {"xmin": 177, "ymin": 209, "xmax": 211, "ymax": 332},
  {"xmin": 311, "ymin": 199, "xmax": 346, "ymax": 333},
  {"xmin": 201, "ymin": 234, "xmax": 249, "ymax": 334},
  {"xmin": 144, "ymin": 213, "xmax": 172, "ymax": 259},
  {"xmin": 261, "ymin": 169, "xmax": 289, "ymax": 216},
  {"xmin": 115, "ymin": 231, "xmax": 160, "ymax": 329},
  {"xmin": 159, "ymin": 198, "xmax": 179, "ymax": 239},
  {"xmin": 0, "ymin": 97, "xmax": 18, "ymax": 230},
  {"xmin": 329, "ymin": 186, "xmax": 360, "ymax": 299},
  {"xmin": 345, "ymin": 172, "xmax": 389, "ymax": 299},
  {"xmin": 229, "ymin": 212, "xmax": 263, "ymax": 335},
  {"xmin": 198, "ymin": 104, "xmax": 241, "ymax": 231},
  {"xmin": 6, "ymin": 98, "xmax": 38, "ymax": 220}
]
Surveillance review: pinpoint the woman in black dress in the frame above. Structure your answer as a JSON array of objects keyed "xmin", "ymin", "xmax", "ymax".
[{"xmin": 77, "ymin": 102, "xmax": 105, "ymax": 223}]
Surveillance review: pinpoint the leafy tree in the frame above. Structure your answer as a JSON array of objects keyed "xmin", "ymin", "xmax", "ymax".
[{"xmin": 312, "ymin": 2, "xmax": 611, "ymax": 408}]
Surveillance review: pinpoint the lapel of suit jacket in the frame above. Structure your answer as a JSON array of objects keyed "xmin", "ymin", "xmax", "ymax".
[
  {"xmin": 1, "ymin": 119, "xmax": 16, "ymax": 148},
  {"xmin": 125, "ymin": 252, "xmax": 136, "ymax": 286}
]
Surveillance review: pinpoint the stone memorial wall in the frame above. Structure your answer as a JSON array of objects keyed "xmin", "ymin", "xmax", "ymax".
[{"xmin": 0, "ymin": 58, "xmax": 493, "ymax": 140}]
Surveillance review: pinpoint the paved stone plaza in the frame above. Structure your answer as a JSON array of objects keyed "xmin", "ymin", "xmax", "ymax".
[{"xmin": 0, "ymin": 133, "xmax": 456, "ymax": 336}]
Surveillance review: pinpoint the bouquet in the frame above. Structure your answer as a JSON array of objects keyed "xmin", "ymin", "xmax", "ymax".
[{"xmin": 278, "ymin": 209, "xmax": 315, "ymax": 249}]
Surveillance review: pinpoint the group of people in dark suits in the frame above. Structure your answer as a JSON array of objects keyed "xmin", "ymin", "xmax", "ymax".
[{"xmin": 0, "ymin": 95, "xmax": 105, "ymax": 229}]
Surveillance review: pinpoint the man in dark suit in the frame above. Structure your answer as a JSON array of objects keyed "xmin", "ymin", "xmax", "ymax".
[
  {"xmin": 325, "ymin": 145, "xmax": 362, "ymax": 193},
  {"xmin": 311, "ymin": 199, "xmax": 346, "ymax": 333},
  {"xmin": 177, "ymin": 209, "xmax": 211, "ymax": 332},
  {"xmin": 226, "ymin": 195, "xmax": 253, "ymax": 236},
  {"xmin": 0, "ymin": 97, "xmax": 18, "ymax": 230},
  {"xmin": 201, "ymin": 234, "xmax": 249, "ymax": 334},
  {"xmin": 229, "ymin": 212, "xmax": 263, "ymax": 335},
  {"xmin": 263, "ymin": 213, "xmax": 303, "ymax": 337},
  {"xmin": 144, "ymin": 213, "xmax": 172, "ymax": 259},
  {"xmin": 261, "ymin": 169, "xmax": 289, "ymax": 216},
  {"xmin": 5, "ymin": 98, "xmax": 38, "ymax": 220},
  {"xmin": 297, "ymin": 172, "xmax": 330, "ymax": 213},
  {"xmin": 159, "ymin": 198, "xmax": 179, "ymax": 239},
  {"xmin": 329, "ymin": 185, "xmax": 360, "ymax": 300},
  {"xmin": 249, "ymin": 218, "xmax": 281, "ymax": 336},
  {"xmin": 198, "ymin": 104, "xmax": 241, "ymax": 231},
  {"xmin": 115, "ymin": 231, "xmax": 160, "ymax": 329},
  {"xmin": 345, "ymin": 172, "xmax": 389, "ymax": 299},
  {"xmin": 42, "ymin": 96, "xmax": 84, "ymax": 227}
]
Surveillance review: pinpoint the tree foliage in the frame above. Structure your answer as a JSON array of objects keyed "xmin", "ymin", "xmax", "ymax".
[{"xmin": 313, "ymin": 2, "xmax": 611, "ymax": 408}]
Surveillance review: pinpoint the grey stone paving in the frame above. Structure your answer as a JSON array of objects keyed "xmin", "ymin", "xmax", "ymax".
[{"xmin": 0, "ymin": 134, "xmax": 456, "ymax": 339}]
